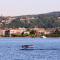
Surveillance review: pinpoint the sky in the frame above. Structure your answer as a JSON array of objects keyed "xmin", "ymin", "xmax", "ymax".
[{"xmin": 0, "ymin": 0, "xmax": 60, "ymax": 16}]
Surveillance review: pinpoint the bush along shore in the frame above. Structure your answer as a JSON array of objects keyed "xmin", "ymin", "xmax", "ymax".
[
  {"xmin": 0, "ymin": 29, "xmax": 60, "ymax": 37},
  {"xmin": 1, "ymin": 33, "xmax": 60, "ymax": 38}
]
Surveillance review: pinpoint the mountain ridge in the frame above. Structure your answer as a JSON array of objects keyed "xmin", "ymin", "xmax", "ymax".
[{"xmin": 0, "ymin": 11, "xmax": 60, "ymax": 28}]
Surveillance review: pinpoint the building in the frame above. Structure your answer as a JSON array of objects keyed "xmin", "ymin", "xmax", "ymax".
[
  {"xmin": 33, "ymin": 28, "xmax": 53, "ymax": 35},
  {"xmin": 23, "ymin": 31, "xmax": 30, "ymax": 34},
  {"xmin": 5, "ymin": 30, "xmax": 10, "ymax": 37},
  {"xmin": 0, "ymin": 29, "xmax": 5, "ymax": 36},
  {"xmin": 10, "ymin": 28, "xmax": 26, "ymax": 35}
]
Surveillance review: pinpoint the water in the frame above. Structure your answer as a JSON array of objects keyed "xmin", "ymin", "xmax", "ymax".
[{"xmin": 0, "ymin": 38, "xmax": 60, "ymax": 60}]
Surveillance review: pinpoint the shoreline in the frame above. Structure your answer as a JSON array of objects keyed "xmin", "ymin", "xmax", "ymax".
[{"xmin": 0, "ymin": 37, "xmax": 60, "ymax": 38}]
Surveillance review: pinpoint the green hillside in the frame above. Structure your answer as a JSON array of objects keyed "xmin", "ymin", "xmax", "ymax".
[{"xmin": 3, "ymin": 12, "xmax": 60, "ymax": 28}]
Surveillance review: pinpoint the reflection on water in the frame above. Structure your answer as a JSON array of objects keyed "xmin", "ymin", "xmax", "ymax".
[{"xmin": 0, "ymin": 38, "xmax": 60, "ymax": 60}]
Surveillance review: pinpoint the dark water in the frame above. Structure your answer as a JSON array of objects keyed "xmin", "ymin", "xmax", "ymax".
[{"xmin": 0, "ymin": 38, "xmax": 60, "ymax": 60}]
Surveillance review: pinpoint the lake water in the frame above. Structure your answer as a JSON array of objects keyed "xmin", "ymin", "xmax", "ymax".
[{"xmin": 0, "ymin": 38, "xmax": 60, "ymax": 60}]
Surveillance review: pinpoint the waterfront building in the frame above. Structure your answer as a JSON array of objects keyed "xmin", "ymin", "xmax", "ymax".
[{"xmin": 10, "ymin": 28, "xmax": 26, "ymax": 35}]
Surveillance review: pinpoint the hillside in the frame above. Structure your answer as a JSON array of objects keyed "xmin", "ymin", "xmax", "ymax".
[{"xmin": 1, "ymin": 11, "xmax": 60, "ymax": 28}]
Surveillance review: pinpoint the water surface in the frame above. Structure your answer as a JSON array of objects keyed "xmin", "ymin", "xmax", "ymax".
[{"xmin": 0, "ymin": 38, "xmax": 60, "ymax": 60}]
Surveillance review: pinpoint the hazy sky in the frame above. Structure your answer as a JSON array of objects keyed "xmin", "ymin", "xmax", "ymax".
[{"xmin": 0, "ymin": 0, "xmax": 60, "ymax": 16}]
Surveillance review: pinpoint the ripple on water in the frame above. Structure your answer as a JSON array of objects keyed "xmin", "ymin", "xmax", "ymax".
[{"xmin": 0, "ymin": 38, "xmax": 60, "ymax": 60}]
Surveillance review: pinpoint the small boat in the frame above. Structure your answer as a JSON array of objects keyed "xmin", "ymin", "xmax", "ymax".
[
  {"xmin": 21, "ymin": 45, "xmax": 34, "ymax": 50},
  {"xmin": 41, "ymin": 36, "xmax": 47, "ymax": 38}
]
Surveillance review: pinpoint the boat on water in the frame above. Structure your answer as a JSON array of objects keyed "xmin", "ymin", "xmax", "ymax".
[
  {"xmin": 21, "ymin": 45, "xmax": 34, "ymax": 50},
  {"xmin": 41, "ymin": 36, "xmax": 47, "ymax": 38}
]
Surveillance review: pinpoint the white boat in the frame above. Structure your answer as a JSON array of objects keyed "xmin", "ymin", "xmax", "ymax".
[{"xmin": 41, "ymin": 36, "xmax": 47, "ymax": 38}]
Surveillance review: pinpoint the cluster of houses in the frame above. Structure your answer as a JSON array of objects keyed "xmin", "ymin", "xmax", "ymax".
[{"xmin": 0, "ymin": 28, "xmax": 57, "ymax": 37}]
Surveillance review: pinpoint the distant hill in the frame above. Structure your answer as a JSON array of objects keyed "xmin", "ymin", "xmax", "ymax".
[{"xmin": 1, "ymin": 11, "xmax": 60, "ymax": 28}]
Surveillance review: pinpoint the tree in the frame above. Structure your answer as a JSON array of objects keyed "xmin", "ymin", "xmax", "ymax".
[{"xmin": 30, "ymin": 30, "xmax": 36, "ymax": 34}]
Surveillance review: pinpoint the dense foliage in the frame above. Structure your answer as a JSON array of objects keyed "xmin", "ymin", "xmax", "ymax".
[{"xmin": 2, "ymin": 12, "xmax": 60, "ymax": 28}]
